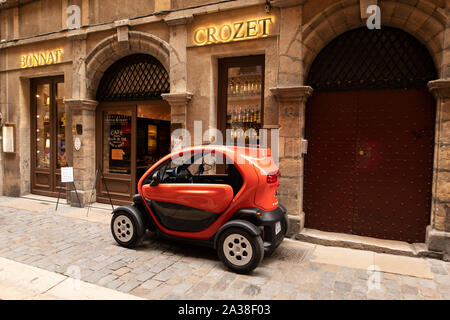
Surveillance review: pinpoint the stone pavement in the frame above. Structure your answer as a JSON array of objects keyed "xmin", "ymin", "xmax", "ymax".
[
  {"xmin": 0, "ymin": 256, "xmax": 142, "ymax": 300},
  {"xmin": 0, "ymin": 195, "xmax": 449, "ymax": 300}
]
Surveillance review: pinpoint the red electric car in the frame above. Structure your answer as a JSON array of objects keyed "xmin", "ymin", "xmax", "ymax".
[{"xmin": 110, "ymin": 145, "xmax": 288, "ymax": 273}]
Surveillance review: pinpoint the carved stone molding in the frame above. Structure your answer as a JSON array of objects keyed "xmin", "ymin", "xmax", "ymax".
[
  {"xmin": 270, "ymin": 86, "xmax": 313, "ymax": 103},
  {"xmin": 162, "ymin": 92, "xmax": 193, "ymax": 126},
  {"xmin": 164, "ymin": 14, "xmax": 193, "ymax": 26},
  {"xmin": 428, "ymin": 79, "xmax": 450, "ymax": 100},
  {"xmin": 65, "ymin": 99, "xmax": 99, "ymax": 111},
  {"xmin": 161, "ymin": 92, "xmax": 193, "ymax": 106}
]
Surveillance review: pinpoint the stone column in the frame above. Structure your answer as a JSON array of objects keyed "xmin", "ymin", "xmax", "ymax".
[
  {"xmin": 270, "ymin": 0, "xmax": 310, "ymax": 235},
  {"xmin": 270, "ymin": 86, "xmax": 313, "ymax": 235},
  {"xmin": 162, "ymin": 15, "xmax": 194, "ymax": 143},
  {"xmin": 161, "ymin": 92, "xmax": 193, "ymax": 148},
  {"xmin": 272, "ymin": 0, "xmax": 305, "ymax": 86},
  {"xmin": 65, "ymin": 30, "xmax": 98, "ymax": 207},
  {"xmin": 427, "ymin": 79, "xmax": 450, "ymax": 260},
  {"xmin": 64, "ymin": 99, "xmax": 98, "ymax": 207}
]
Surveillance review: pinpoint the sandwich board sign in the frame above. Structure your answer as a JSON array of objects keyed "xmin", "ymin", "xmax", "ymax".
[
  {"xmin": 56, "ymin": 167, "xmax": 81, "ymax": 209},
  {"xmin": 61, "ymin": 167, "xmax": 74, "ymax": 183}
]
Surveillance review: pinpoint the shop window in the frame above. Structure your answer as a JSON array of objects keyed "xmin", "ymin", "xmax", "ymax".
[
  {"xmin": 218, "ymin": 55, "xmax": 264, "ymax": 146},
  {"xmin": 102, "ymin": 111, "xmax": 132, "ymax": 175},
  {"xmin": 35, "ymin": 83, "xmax": 51, "ymax": 169}
]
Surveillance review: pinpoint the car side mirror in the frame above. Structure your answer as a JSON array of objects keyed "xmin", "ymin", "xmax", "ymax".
[{"xmin": 150, "ymin": 171, "xmax": 160, "ymax": 186}]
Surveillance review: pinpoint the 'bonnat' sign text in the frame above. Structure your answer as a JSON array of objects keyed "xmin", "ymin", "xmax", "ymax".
[
  {"xmin": 20, "ymin": 49, "xmax": 64, "ymax": 68},
  {"xmin": 193, "ymin": 17, "xmax": 274, "ymax": 46}
]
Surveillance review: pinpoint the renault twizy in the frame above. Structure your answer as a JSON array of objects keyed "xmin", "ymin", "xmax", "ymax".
[{"xmin": 110, "ymin": 145, "xmax": 288, "ymax": 273}]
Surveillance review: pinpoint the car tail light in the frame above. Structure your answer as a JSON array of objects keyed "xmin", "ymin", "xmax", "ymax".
[{"xmin": 267, "ymin": 170, "xmax": 280, "ymax": 184}]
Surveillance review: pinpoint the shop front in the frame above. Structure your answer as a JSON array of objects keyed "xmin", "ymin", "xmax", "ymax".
[
  {"xmin": 94, "ymin": 54, "xmax": 171, "ymax": 205},
  {"xmin": 1, "ymin": 0, "xmax": 450, "ymax": 257}
]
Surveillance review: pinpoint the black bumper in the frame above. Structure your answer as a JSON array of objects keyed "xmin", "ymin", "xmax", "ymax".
[{"xmin": 234, "ymin": 204, "xmax": 288, "ymax": 255}]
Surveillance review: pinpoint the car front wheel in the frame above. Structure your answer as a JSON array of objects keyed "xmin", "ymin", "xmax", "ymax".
[
  {"xmin": 111, "ymin": 211, "xmax": 141, "ymax": 248},
  {"xmin": 217, "ymin": 228, "xmax": 264, "ymax": 274}
]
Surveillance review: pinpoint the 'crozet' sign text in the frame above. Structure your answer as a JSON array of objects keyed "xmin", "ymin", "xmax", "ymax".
[
  {"xmin": 20, "ymin": 49, "xmax": 64, "ymax": 68},
  {"xmin": 193, "ymin": 17, "xmax": 274, "ymax": 46}
]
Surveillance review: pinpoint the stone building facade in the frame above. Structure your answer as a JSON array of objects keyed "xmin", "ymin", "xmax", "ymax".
[{"xmin": 0, "ymin": 0, "xmax": 449, "ymax": 258}]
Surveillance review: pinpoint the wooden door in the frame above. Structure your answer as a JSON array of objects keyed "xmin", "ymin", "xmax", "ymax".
[
  {"xmin": 96, "ymin": 105, "xmax": 136, "ymax": 205},
  {"xmin": 304, "ymin": 88, "xmax": 435, "ymax": 243},
  {"xmin": 30, "ymin": 76, "xmax": 66, "ymax": 197}
]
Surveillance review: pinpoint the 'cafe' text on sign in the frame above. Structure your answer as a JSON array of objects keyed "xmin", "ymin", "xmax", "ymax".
[
  {"xmin": 193, "ymin": 17, "xmax": 274, "ymax": 46},
  {"xmin": 20, "ymin": 49, "xmax": 64, "ymax": 68}
]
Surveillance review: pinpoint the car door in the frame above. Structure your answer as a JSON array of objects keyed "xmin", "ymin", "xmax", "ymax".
[{"xmin": 141, "ymin": 151, "xmax": 234, "ymax": 232}]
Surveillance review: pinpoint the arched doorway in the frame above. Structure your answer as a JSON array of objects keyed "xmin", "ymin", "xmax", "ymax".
[
  {"xmin": 95, "ymin": 54, "xmax": 170, "ymax": 205},
  {"xmin": 304, "ymin": 27, "xmax": 437, "ymax": 243}
]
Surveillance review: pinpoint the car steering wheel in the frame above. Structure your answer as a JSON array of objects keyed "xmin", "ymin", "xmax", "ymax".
[{"xmin": 175, "ymin": 165, "xmax": 193, "ymax": 180}]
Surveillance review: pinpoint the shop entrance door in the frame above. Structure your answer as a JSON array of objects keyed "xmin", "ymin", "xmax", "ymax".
[
  {"xmin": 30, "ymin": 76, "xmax": 66, "ymax": 197},
  {"xmin": 96, "ymin": 105, "xmax": 135, "ymax": 205},
  {"xmin": 96, "ymin": 103, "xmax": 171, "ymax": 205},
  {"xmin": 304, "ymin": 88, "xmax": 435, "ymax": 243}
]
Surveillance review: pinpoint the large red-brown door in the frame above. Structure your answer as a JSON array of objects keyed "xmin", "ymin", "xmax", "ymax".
[{"xmin": 304, "ymin": 88, "xmax": 435, "ymax": 243}]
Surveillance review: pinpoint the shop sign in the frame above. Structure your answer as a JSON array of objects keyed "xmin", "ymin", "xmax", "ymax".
[
  {"xmin": 61, "ymin": 167, "xmax": 74, "ymax": 183},
  {"xmin": 193, "ymin": 16, "xmax": 274, "ymax": 46},
  {"xmin": 20, "ymin": 49, "xmax": 64, "ymax": 69}
]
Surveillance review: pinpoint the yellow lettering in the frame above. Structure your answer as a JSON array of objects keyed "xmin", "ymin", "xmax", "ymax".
[
  {"xmin": 20, "ymin": 56, "xmax": 27, "ymax": 68},
  {"xmin": 246, "ymin": 20, "xmax": 258, "ymax": 38},
  {"xmin": 258, "ymin": 18, "xmax": 272, "ymax": 36},
  {"xmin": 218, "ymin": 24, "xmax": 232, "ymax": 42},
  {"xmin": 233, "ymin": 22, "xmax": 245, "ymax": 40},
  {"xmin": 26, "ymin": 55, "xmax": 33, "ymax": 68},
  {"xmin": 194, "ymin": 29, "xmax": 207, "ymax": 46},
  {"xmin": 20, "ymin": 49, "xmax": 63, "ymax": 68},
  {"xmin": 32, "ymin": 54, "xmax": 39, "ymax": 67},
  {"xmin": 207, "ymin": 27, "xmax": 218, "ymax": 43},
  {"xmin": 47, "ymin": 51, "xmax": 55, "ymax": 65},
  {"xmin": 54, "ymin": 49, "xmax": 63, "ymax": 63},
  {"xmin": 193, "ymin": 17, "xmax": 274, "ymax": 46},
  {"xmin": 39, "ymin": 52, "xmax": 47, "ymax": 66}
]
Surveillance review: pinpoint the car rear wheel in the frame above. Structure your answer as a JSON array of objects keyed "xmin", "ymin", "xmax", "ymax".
[
  {"xmin": 111, "ymin": 211, "xmax": 141, "ymax": 248},
  {"xmin": 217, "ymin": 228, "xmax": 264, "ymax": 274}
]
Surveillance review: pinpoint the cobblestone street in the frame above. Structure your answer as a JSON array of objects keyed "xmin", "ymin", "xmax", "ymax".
[{"xmin": 0, "ymin": 196, "xmax": 449, "ymax": 300}]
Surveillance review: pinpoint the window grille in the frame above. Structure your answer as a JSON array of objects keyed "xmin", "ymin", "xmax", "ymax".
[
  {"xmin": 97, "ymin": 54, "xmax": 169, "ymax": 102},
  {"xmin": 307, "ymin": 27, "xmax": 437, "ymax": 92}
]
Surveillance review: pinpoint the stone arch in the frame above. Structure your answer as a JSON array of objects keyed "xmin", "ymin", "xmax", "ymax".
[
  {"xmin": 302, "ymin": 0, "xmax": 446, "ymax": 81},
  {"xmin": 85, "ymin": 31, "xmax": 171, "ymax": 100}
]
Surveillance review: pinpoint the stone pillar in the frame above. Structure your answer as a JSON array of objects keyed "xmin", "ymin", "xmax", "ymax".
[
  {"xmin": 270, "ymin": 0, "xmax": 309, "ymax": 236},
  {"xmin": 65, "ymin": 30, "xmax": 97, "ymax": 207},
  {"xmin": 272, "ymin": 0, "xmax": 304, "ymax": 86},
  {"xmin": 441, "ymin": 5, "xmax": 450, "ymax": 78},
  {"xmin": 64, "ymin": 99, "xmax": 98, "ymax": 207},
  {"xmin": 161, "ymin": 92, "xmax": 193, "ymax": 148},
  {"xmin": 270, "ymin": 86, "xmax": 313, "ymax": 235},
  {"xmin": 427, "ymin": 79, "xmax": 450, "ymax": 260},
  {"xmin": 162, "ymin": 15, "xmax": 194, "ymax": 143}
]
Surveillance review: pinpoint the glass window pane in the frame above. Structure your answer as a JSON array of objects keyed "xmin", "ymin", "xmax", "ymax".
[
  {"xmin": 36, "ymin": 84, "xmax": 51, "ymax": 168},
  {"xmin": 226, "ymin": 65, "xmax": 263, "ymax": 145},
  {"xmin": 136, "ymin": 102, "xmax": 171, "ymax": 181},
  {"xmin": 56, "ymin": 82, "xmax": 67, "ymax": 168},
  {"xmin": 103, "ymin": 111, "xmax": 132, "ymax": 174}
]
